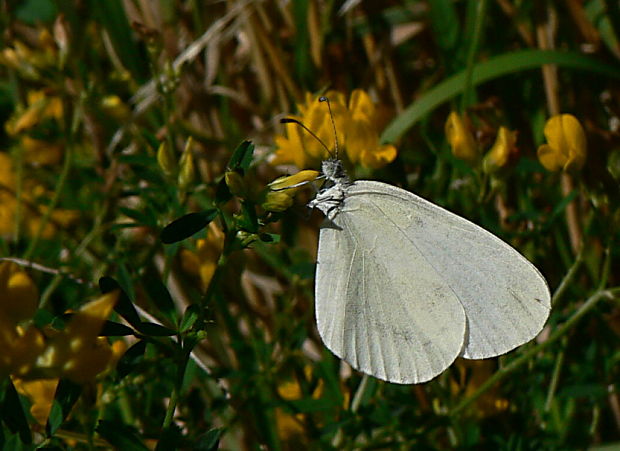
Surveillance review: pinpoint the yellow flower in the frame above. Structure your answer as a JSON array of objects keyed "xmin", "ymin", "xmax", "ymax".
[
  {"xmin": 0, "ymin": 262, "xmax": 119, "ymax": 383},
  {"xmin": 0, "ymin": 152, "xmax": 78, "ymax": 238},
  {"xmin": 6, "ymin": 90, "xmax": 63, "ymax": 136},
  {"xmin": 12, "ymin": 377, "xmax": 58, "ymax": 425},
  {"xmin": 482, "ymin": 126, "xmax": 517, "ymax": 174},
  {"xmin": 21, "ymin": 136, "xmax": 63, "ymax": 166},
  {"xmin": 272, "ymin": 90, "xmax": 397, "ymax": 170},
  {"xmin": 180, "ymin": 222, "xmax": 225, "ymax": 291},
  {"xmin": 451, "ymin": 360, "xmax": 509, "ymax": 417},
  {"xmin": 0, "ymin": 262, "xmax": 44, "ymax": 378},
  {"xmin": 275, "ymin": 366, "xmax": 324, "ymax": 441},
  {"xmin": 101, "ymin": 95, "xmax": 130, "ymax": 121},
  {"xmin": 445, "ymin": 111, "xmax": 478, "ymax": 164},
  {"xmin": 345, "ymin": 90, "xmax": 397, "ymax": 169},
  {"xmin": 35, "ymin": 291, "xmax": 119, "ymax": 383},
  {"xmin": 263, "ymin": 170, "xmax": 320, "ymax": 212},
  {"xmin": 0, "ymin": 261, "xmax": 39, "ymax": 325},
  {"xmin": 537, "ymin": 114, "xmax": 587, "ymax": 172}
]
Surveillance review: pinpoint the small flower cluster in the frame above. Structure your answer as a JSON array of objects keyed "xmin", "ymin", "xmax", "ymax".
[
  {"xmin": 272, "ymin": 90, "xmax": 397, "ymax": 170},
  {"xmin": 445, "ymin": 111, "xmax": 587, "ymax": 173},
  {"xmin": 266, "ymin": 90, "xmax": 396, "ymax": 212}
]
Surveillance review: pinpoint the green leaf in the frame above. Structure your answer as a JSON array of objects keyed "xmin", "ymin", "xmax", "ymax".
[
  {"xmin": 136, "ymin": 322, "xmax": 177, "ymax": 336},
  {"xmin": 179, "ymin": 304, "xmax": 200, "ymax": 333},
  {"xmin": 239, "ymin": 201, "xmax": 258, "ymax": 233},
  {"xmin": 100, "ymin": 320, "xmax": 135, "ymax": 336},
  {"xmin": 194, "ymin": 428, "xmax": 224, "ymax": 451},
  {"xmin": 161, "ymin": 210, "xmax": 218, "ymax": 244},
  {"xmin": 227, "ymin": 141, "xmax": 254, "ymax": 173},
  {"xmin": 141, "ymin": 269, "xmax": 177, "ymax": 324},
  {"xmin": 96, "ymin": 420, "xmax": 149, "ymax": 451},
  {"xmin": 155, "ymin": 424, "xmax": 183, "ymax": 451},
  {"xmin": 119, "ymin": 207, "xmax": 156, "ymax": 227},
  {"xmin": 15, "ymin": 0, "xmax": 57, "ymax": 24},
  {"xmin": 117, "ymin": 340, "xmax": 147, "ymax": 379},
  {"xmin": 1, "ymin": 380, "xmax": 31, "ymax": 445},
  {"xmin": 215, "ymin": 176, "xmax": 233, "ymax": 204},
  {"xmin": 382, "ymin": 50, "xmax": 620, "ymax": 143},
  {"xmin": 90, "ymin": 0, "xmax": 147, "ymax": 81},
  {"xmin": 99, "ymin": 276, "xmax": 142, "ymax": 329},
  {"xmin": 428, "ymin": 0, "xmax": 460, "ymax": 56},
  {"xmin": 47, "ymin": 379, "xmax": 82, "ymax": 435}
]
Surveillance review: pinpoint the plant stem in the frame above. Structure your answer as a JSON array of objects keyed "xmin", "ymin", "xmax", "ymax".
[
  {"xmin": 451, "ymin": 287, "xmax": 620, "ymax": 416},
  {"xmin": 460, "ymin": 0, "xmax": 488, "ymax": 112}
]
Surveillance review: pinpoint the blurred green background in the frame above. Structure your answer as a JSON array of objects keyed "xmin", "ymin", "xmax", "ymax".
[{"xmin": 1, "ymin": 0, "xmax": 620, "ymax": 449}]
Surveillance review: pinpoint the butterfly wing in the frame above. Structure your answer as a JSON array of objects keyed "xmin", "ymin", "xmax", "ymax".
[
  {"xmin": 315, "ymin": 183, "xmax": 467, "ymax": 384},
  {"xmin": 345, "ymin": 181, "xmax": 551, "ymax": 360}
]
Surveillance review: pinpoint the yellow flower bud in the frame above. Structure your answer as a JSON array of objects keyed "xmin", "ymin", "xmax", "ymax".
[
  {"xmin": 537, "ymin": 114, "xmax": 587, "ymax": 172},
  {"xmin": 178, "ymin": 137, "xmax": 196, "ymax": 189},
  {"xmin": 268, "ymin": 170, "xmax": 320, "ymax": 192},
  {"xmin": 225, "ymin": 171, "xmax": 246, "ymax": 197},
  {"xmin": 157, "ymin": 141, "xmax": 176, "ymax": 176},
  {"xmin": 445, "ymin": 111, "xmax": 478, "ymax": 164},
  {"xmin": 101, "ymin": 95, "xmax": 130, "ymax": 121},
  {"xmin": 263, "ymin": 191, "xmax": 295, "ymax": 212},
  {"xmin": 483, "ymin": 127, "xmax": 517, "ymax": 174}
]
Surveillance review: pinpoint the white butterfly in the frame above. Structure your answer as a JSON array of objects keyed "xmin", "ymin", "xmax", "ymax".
[{"xmin": 309, "ymin": 157, "xmax": 551, "ymax": 384}]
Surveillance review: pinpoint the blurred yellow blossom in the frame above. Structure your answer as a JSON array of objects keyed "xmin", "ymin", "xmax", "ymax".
[
  {"xmin": 537, "ymin": 114, "xmax": 587, "ymax": 172},
  {"xmin": 0, "ymin": 151, "xmax": 78, "ymax": 238},
  {"xmin": 101, "ymin": 95, "xmax": 130, "ymax": 121},
  {"xmin": 451, "ymin": 360, "xmax": 509, "ymax": 417},
  {"xmin": 0, "ymin": 262, "xmax": 43, "ymax": 378},
  {"xmin": 345, "ymin": 90, "xmax": 397, "ymax": 168},
  {"xmin": 180, "ymin": 222, "xmax": 225, "ymax": 291},
  {"xmin": 275, "ymin": 367, "xmax": 324, "ymax": 441},
  {"xmin": 21, "ymin": 136, "xmax": 63, "ymax": 166},
  {"xmin": 0, "ymin": 261, "xmax": 39, "ymax": 324},
  {"xmin": 272, "ymin": 90, "xmax": 397, "ymax": 170},
  {"xmin": 12, "ymin": 340, "xmax": 126, "ymax": 426},
  {"xmin": 6, "ymin": 90, "xmax": 63, "ymax": 137},
  {"xmin": 12, "ymin": 377, "xmax": 58, "ymax": 425},
  {"xmin": 34, "ymin": 291, "xmax": 119, "ymax": 383},
  {"xmin": 445, "ymin": 111, "xmax": 478, "ymax": 164},
  {"xmin": 0, "ymin": 29, "xmax": 59, "ymax": 78},
  {"xmin": 482, "ymin": 126, "xmax": 517, "ymax": 174},
  {"xmin": 0, "ymin": 262, "xmax": 120, "ymax": 384}
]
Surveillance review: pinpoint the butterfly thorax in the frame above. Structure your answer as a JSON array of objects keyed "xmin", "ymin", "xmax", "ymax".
[{"xmin": 309, "ymin": 159, "xmax": 351, "ymax": 220}]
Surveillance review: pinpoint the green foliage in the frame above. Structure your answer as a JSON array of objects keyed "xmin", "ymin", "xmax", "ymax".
[{"xmin": 0, "ymin": 1, "xmax": 619, "ymax": 450}]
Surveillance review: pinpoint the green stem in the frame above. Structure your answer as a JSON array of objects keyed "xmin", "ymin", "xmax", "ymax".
[
  {"xmin": 551, "ymin": 245, "xmax": 585, "ymax": 307},
  {"xmin": 460, "ymin": 0, "xmax": 488, "ymax": 112},
  {"xmin": 544, "ymin": 344, "xmax": 565, "ymax": 412},
  {"xmin": 162, "ymin": 383, "xmax": 180, "ymax": 430},
  {"xmin": 331, "ymin": 374, "xmax": 371, "ymax": 448},
  {"xmin": 451, "ymin": 287, "xmax": 620, "ymax": 416}
]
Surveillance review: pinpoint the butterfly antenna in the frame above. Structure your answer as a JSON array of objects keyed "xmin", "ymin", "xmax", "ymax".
[
  {"xmin": 319, "ymin": 96, "xmax": 339, "ymax": 160},
  {"xmin": 279, "ymin": 118, "xmax": 333, "ymax": 158}
]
